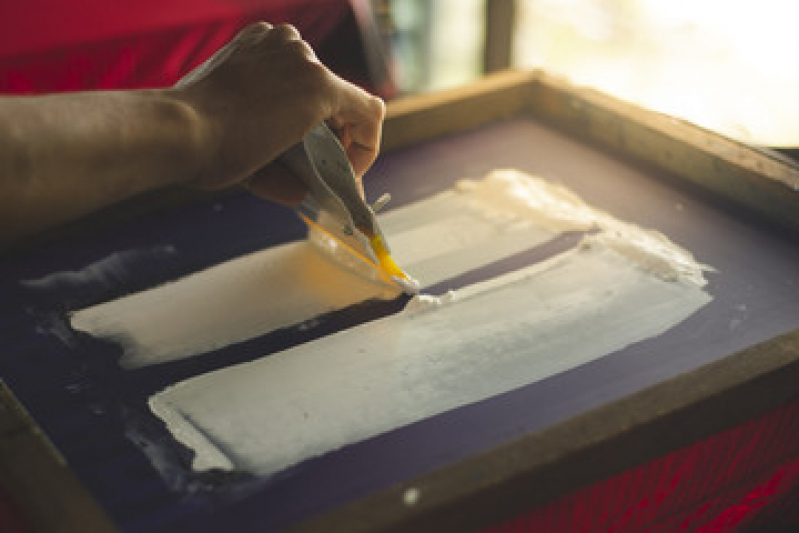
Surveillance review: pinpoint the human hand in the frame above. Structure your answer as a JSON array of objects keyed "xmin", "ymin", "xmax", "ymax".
[{"xmin": 174, "ymin": 22, "xmax": 385, "ymax": 205}]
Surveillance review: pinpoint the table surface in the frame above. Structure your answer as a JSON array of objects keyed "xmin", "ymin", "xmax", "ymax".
[{"xmin": 2, "ymin": 117, "xmax": 798, "ymax": 533}]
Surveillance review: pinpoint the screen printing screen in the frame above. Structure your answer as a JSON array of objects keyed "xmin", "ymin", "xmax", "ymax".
[{"xmin": 3, "ymin": 118, "xmax": 798, "ymax": 532}]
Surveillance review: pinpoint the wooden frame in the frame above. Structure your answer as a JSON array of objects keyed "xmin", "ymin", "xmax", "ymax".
[
  {"xmin": 0, "ymin": 382, "xmax": 116, "ymax": 532},
  {"xmin": 290, "ymin": 69, "xmax": 799, "ymax": 532},
  {"xmin": 1, "ymin": 70, "xmax": 798, "ymax": 532}
]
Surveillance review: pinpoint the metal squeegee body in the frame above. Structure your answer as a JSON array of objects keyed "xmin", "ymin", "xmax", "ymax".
[
  {"xmin": 279, "ymin": 123, "xmax": 418, "ymax": 293},
  {"xmin": 280, "ymin": 123, "xmax": 380, "ymax": 261}
]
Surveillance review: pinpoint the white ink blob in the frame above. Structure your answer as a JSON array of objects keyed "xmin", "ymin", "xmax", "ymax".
[{"xmin": 403, "ymin": 488, "xmax": 421, "ymax": 506}]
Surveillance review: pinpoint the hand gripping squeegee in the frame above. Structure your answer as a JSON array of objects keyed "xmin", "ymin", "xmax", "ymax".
[
  {"xmin": 279, "ymin": 123, "xmax": 419, "ymax": 294},
  {"xmin": 172, "ymin": 46, "xmax": 416, "ymax": 292}
]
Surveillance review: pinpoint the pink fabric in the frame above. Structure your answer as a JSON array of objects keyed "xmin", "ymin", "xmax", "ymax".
[
  {"xmin": 0, "ymin": 0, "xmax": 352, "ymax": 93},
  {"xmin": 483, "ymin": 395, "xmax": 799, "ymax": 532}
]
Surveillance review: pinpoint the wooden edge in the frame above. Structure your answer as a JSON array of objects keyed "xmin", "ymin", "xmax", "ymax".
[
  {"xmin": 382, "ymin": 70, "xmax": 538, "ymax": 152},
  {"xmin": 0, "ymin": 381, "xmax": 117, "ymax": 533},
  {"xmin": 384, "ymin": 70, "xmax": 799, "ymax": 234},
  {"xmin": 483, "ymin": 0, "xmax": 516, "ymax": 73},
  {"xmin": 524, "ymin": 71, "xmax": 799, "ymax": 234},
  {"xmin": 292, "ymin": 329, "xmax": 799, "ymax": 533}
]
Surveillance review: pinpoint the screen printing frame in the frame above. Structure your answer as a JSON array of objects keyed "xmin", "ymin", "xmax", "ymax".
[
  {"xmin": 1, "ymin": 70, "xmax": 798, "ymax": 533},
  {"xmin": 295, "ymin": 70, "xmax": 799, "ymax": 532}
]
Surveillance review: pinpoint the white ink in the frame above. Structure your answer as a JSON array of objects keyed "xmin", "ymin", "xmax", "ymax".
[
  {"xmin": 402, "ymin": 291, "xmax": 458, "ymax": 315},
  {"xmin": 21, "ymin": 246, "xmax": 176, "ymax": 292},
  {"xmin": 149, "ymin": 237, "xmax": 712, "ymax": 476},
  {"xmin": 71, "ymin": 242, "xmax": 400, "ymax": 368},
  {"xmin": 43, "ymin": 169, "xmax": 714, "ymax": 477},
  {"xmin": 72, "ymin": 170, "xmax": 602, "ymax": 368},
  {"xmin": 403, "ymin": 488, "xmax": 420, "ymax": 506}
]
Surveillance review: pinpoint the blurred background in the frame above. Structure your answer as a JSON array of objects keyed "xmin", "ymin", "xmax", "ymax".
[{"xmin": 380, "ymin": 0, "xmax": 799, "ymax": 148}]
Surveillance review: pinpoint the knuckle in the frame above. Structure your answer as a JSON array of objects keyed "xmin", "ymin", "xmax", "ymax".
[
  {"xmin": 241, "ymin": 21, "xmax": 272, "ymax": 37},
  {"xmin": 368, "ymin": 95, "xmax": 386, "ymax": 119},
  {"xmin": 235, "ymin": 21, "xmax": 272, "ymax": 46},
  {"xmin": 251, "ymin": 21, "xmax": 273, "ymax": 32},
  {"xmin": 272, "ymin": 23, "xmax": 301, "ymax": 41},
  {"xmin": 283, "ymin": 38, "xmax": 315, "ymax": 59}
]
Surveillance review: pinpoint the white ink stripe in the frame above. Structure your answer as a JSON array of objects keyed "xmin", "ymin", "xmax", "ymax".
[{"xmin": 150, "ymin": 238, "xmax": 711, "ymax": 476}]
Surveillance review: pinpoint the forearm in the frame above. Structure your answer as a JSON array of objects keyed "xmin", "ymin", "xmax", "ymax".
[
  {"xmin": 0, "ymin": 23, "xmax": 385, "ymax": 248},
  {"xmin": 0, "ymin": 89, "xmax": 204, "ymax": 245}
]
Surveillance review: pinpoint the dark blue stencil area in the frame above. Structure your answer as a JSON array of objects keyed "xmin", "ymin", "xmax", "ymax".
[{"xmin": 1, "ymin": 118, "xmax": 798, "ymax": 533}]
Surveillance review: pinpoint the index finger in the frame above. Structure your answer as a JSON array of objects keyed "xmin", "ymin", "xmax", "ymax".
[{"xmin": 327, "ymin": 76, "xmax": 386, "ymax": 177}]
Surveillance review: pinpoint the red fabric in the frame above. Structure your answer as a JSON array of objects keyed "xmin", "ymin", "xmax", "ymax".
[
  {"xmin": 0, "ymin": 0, "xmax": 360, "ymax": 94},
  {"xmin": 483, "ymin": 395, "xmax": 799, "ymax": 533}
]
